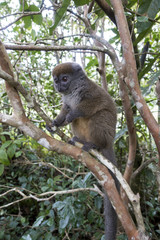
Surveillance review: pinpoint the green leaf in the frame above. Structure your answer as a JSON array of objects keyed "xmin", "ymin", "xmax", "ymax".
[
  {"xmin": 101, "ymin": 235, "xmax": 105, "ymax": 240},
  {"xmin": 146, "ymin": 201, "xmax": 154, "ymax": 208},
  {"xmin": 14, "ymin": 139, "xmax": 23, "ymax": 146},
  {"xmin": 21, "ymin": 234, "xmax": 32, "ymax": 240},
  {"xmin": 41, "ymin": 186, "xmax": 49, "ymax": 192},
  {"xmin": 94, "ymin": 196, "xmax": 102, "ymax": 210},
  {"xmin": 27, "ymin": 4, "xmax": 40, "ymax": 12},
  {"xmin": 19, "ymin": 176, "xmax": 27, "ymax": 183},
  {"xmin": 24, "ymin": 5, "xmax": 42, "ymax": 25},
  {"xmin": 32, "ymin": 14, "xmax": 43, "ymax": 25},
  {"xmin": 138, "ymin": 0, "xmax": 160, "ymax": 17},
  {"xmin": 46, "ymin": 217, "xmax": 54, "ymax": 227},
  {"xmin": 15, "ymin": 151, "xmax": 23, "ymax": 158},
  {"xmin": 0, "ymin": 135, "xmax": 6, "ymax": 142},
  {"xmin": 0, "ymin": 140, "xmax": 12, "ymax": 150},
  {"xmin": 7, "ymin": 144, "xmax": 17, "ymax": 160},
  {"xmin": 19, "ymin": 1, "xmax": 29, "ymax": 11},
  {"xmin": 49, "ymin": 209, "xmax": 55, "ymax": 218},
  {"xmin": 73, "ymin": 0, "xmax": 89, "ymax": 7},
  {"xmin": 23, "ymin": 16, "xmax": 32, "ymax": 29},
  {"xmin": 49, "ymin": 0, "xmax": 71, "ymax": 34},
  {"xmin": 20, "ymin": 217, "xmax": 26, "ymax": 224},
  {"xmin": 52, "ymin": 201, "xmax": 65, "ymax": 211},
  {"xmin": 0, "ymin": 2, "xmax": 8, "ymax": 7},
  {"xmin": 47, "ymin": 178, "xmax": 54, "ymax": 186},
  {"xmin": 138, "ymin": 53, "xmax": 160, "ymax": 79},
  {"xmin": 87, "ymin": 211, "xmax": 95, "ymax": 223},
  {"xmin": 137, "ymin": 0, "xmax": 160, "ymax": 33},
  {"xmin": 127, "ymin": 0, "xmax": 138, "ymax": 8},
  {"xmin": 0, "ymin": 149, "xmax": 10, "ymax": 166},
  {"xmin": 44, "ymin": 232, "xmax": 54, "ymax": 239},
  {"xmin": 31, "ymin": 29, "xmax": 36, "ymax": 40},
  {"xmin": 115, "ymin": 127, "xmax": 128, "ymax": 141},
  {"xmin": 83, "ymin": 172, "xmax": 91, "ymax": 183},
  {"xmin": 59, "ymin": 215, "xmax": 70, "ymax": 229},
  {"xmin": 0, "ymin": 164, "xmax": 4, "ymax": 176},
  {"xmin": 0, "ymin": 131, "xmax": 11, "ymax": 136},
  {"xmin": 137, "ymin": 18, "xmax": 152, "ymax": 33},
  {"xmin": 32, "ymin": 216, "xmax": 44, "ymax": 228},
  {"xmin": 136, "ymin": 27, "xmax": 152, "ymax": 43},
  {"xmin": 137, "ymin": 16, "xmax": 148, "ymax": 23}
]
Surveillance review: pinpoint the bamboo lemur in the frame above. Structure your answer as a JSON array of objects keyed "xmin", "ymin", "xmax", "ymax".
[{"xmin": 49, "ymin": 62, "xmax": 118, "ymax": 240}]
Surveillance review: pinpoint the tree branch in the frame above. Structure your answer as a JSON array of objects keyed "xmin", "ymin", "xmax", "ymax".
[
  {"xmin": 89, "ymin": 148, "xmax": 145, "ymax": 236},
  {"xmin": 117, "ymin": 68, "xmax": 137, "ymax": 193},
  {"xmin": 95, "ymin": 0, "xmax": 116, "ymax": 25},
  {"xmin": 0, "ymin": 41, "xmax": 25, "ymax": 115},
  {"xmin": 0, "ymin": 185, "xmax": 103, "ymax": 209},
  {"xmin": 4, "ymin": 43, "xmax": 108, "ymax": 53},
  {"xmin": 131, "ymin": 159, "xmax": 155, "ymax": 180},
  {"xmin": 110, "ymin": 0, "xmax": 160, "ymax": 162}
]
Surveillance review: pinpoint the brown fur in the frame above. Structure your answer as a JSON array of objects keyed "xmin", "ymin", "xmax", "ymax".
[{"xmin": 52, "ymin": 63, "xmax": 74, "ymax": 76}]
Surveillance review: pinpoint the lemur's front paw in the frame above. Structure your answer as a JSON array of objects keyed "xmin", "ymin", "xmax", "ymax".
[
  {"xmin": 46, "ymin": 125, "xmax": 55, "ymax": 133},
  {"xmin": 46, "ymin": 120, "xmax": 58, "ymax": 133}
]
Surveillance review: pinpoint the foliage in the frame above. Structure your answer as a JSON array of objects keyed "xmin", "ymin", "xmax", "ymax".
[
  {"xmin": 0, "ymin": 0, "xmax": 160, "ymax": 239},
  {"xmin": 0, "ymin": 132, "xmax": 159, "ymax": 239},
  {"xmin": 0, "ymin": 134, "xmax": 104, "ymax": 240}
]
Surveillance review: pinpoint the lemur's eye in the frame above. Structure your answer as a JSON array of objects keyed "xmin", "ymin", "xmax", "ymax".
[{"xmin": 62, "ymin": 76, "xmax": 68, "ymax": 82}]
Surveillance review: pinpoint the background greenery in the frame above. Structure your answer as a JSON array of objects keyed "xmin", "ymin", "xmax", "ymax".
[{"xmin": 0, "ymin": 0, "xmax": 160, "ymax": 239}]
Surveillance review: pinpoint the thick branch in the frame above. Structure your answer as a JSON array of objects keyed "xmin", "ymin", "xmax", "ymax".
[
  {"xmin": 118, "ymin": 69, "xmax": 137, "ymax": 185},
  {"xmin": 95, "ymin": 0, "xmax": 116, "ymax": 25},
  {"xmin": 90, "ymin": 148, "xmax": 145, "ymax": 235},
  {"xmin": 110, "ymin": 0, "xmax": 160, "ymax": 161},
  {"xmin": 0, "ymin": 41, "xmax": 25, "ymax": 115},
  {"xmin": 96, "ymin": 0, "xmax": 141, "ymax": 71}
]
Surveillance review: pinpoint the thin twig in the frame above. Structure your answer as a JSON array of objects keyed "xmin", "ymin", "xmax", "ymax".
[
  {"xmin": 0, "ymin": 9, "xmax": 44, "ymax": 31},
  {"xmin": 0, "ymin": 185, "xmax": 103, "ymax": 209},
  {"xmin": 132, "ymin": 158, "xmax": 156, "ymax": 180}
]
